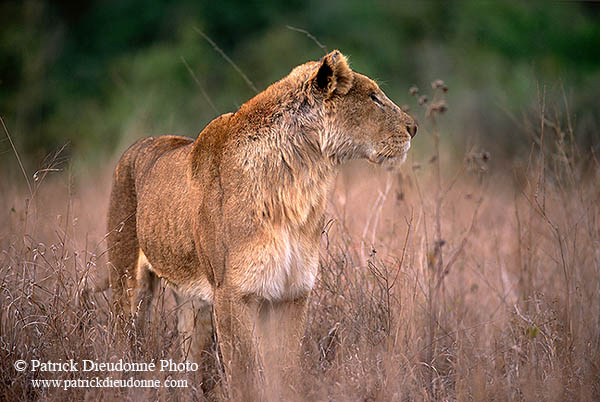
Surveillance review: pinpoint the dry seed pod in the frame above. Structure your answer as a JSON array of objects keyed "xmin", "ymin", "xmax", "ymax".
[
  {"xmin": 428, "ymin": 101, "xmax": 448, "ymax": 116},
  {"xmin": 432, "ymin": 79, "xmax": 445, "ymax": 89},
  {"xmin": 436, "ymin": 101, "xmax": 448, "ymax": 113}
]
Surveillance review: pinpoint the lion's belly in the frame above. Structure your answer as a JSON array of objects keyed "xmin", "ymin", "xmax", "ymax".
[
  {"xmin": 231, "ymin": 228, "xmax": 319, "ymax": 301},
  {"xmin": 136, "ymin": 219, "xmax": 215, "ymax": 302},
  {"xmin": 137, "ymin": 247, "xmax": 214, "ymax": 303}
]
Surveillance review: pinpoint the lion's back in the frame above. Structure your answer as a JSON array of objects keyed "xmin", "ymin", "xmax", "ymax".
[
  {"xmin": 108, "ymin": 134, "xmax": 194, "ymax": 230},
  {"xmin": 118, "ymin": 135, "xmax": 193, "ymax": 176}
]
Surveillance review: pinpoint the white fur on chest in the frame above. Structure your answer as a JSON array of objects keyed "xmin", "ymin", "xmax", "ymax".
[{"xmin": 234, "ymin": 228, "xmax": 318, "ymax": 301}]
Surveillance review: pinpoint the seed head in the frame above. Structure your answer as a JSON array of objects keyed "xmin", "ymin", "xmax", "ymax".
[
  {"xmin": 434, "ymin": 101, "xmax": 448, "ymax": 114},
  {"xmin": 428, "ymin": 101, "xmax": 448, "ymax": 116},
  {"xmin": 432, "ymin": 79, "xmax": 445, "ymax": 89}
]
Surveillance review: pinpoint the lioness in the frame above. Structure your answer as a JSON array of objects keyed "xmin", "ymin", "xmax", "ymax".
[{"xmin": 106, "ymin": 50, "xmax": 416, "ymax": 397}]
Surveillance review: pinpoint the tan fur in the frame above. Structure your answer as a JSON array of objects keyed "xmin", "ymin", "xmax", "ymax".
[{"xmin": 106, "ymin": 50, "xmax": 416, "ymax": 397}]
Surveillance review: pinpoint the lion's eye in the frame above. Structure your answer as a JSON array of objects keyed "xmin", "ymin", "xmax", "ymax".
[{"xmin": 370, "ymin": 93, "xmax": 384, "ymax": 106}]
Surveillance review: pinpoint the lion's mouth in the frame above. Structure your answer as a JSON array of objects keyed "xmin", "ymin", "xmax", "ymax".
[{"xmin": 368, "ymin": 142, "xmax": 410, "ymax": 166}]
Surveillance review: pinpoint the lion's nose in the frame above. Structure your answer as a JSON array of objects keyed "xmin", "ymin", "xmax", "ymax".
[{"xmin": 407, "ymin": 123, "xmax": 418, "ymax": 138}]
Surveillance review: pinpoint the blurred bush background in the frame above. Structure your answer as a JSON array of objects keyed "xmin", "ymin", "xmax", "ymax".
[{"xmin": 1, "ymin": 0, "xmax": 599, "ymax": 170}]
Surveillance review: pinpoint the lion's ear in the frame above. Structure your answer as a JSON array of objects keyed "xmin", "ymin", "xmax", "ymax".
[{"xmin": 311, "ymin": 50, "xmax": 353, "ymax": 98}]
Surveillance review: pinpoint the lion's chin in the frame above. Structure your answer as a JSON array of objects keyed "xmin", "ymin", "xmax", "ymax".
[
  {"xmin": 367, "ymin": 142, "xmax": 410, "ymax": 169},
  {"xmin": 368, "ymin": 152, "xmax": 408, "ymax": 171},
  {"xmin": 381, "ymin": 153, "xmax": 408, "ymax": 171}
]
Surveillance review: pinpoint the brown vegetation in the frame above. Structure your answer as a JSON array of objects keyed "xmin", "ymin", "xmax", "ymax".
[{"xmin": 1, "ymin": 83, "xmax": 598, "ymax": 400}]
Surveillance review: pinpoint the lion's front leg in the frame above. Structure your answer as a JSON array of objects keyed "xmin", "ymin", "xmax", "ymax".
[
  {"xmin": 213, "ymin": 289, "xmax": 262, "ymax": 400},
  {"xmin": 257, "ymin": 294, "xmax": 309, "ymax": 399}
]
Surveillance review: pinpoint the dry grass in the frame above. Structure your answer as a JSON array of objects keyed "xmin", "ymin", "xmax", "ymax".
[{"xmin": 1, "ymin": 89, "xmax": 599, "ymax": 401}]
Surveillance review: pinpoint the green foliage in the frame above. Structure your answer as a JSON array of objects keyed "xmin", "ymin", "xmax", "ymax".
[
  {"xmin": 526, "ymin": 325, "xmax": 540, "ymax": 339},
  {"xmin": 1, "ymin": 0, "xmax": 598, "ymax": 169}
]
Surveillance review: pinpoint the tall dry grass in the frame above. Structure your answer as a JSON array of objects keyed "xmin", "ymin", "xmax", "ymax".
[{"xmin": 1, "ymin": 85, "xmax": 599, "ymax": 401}]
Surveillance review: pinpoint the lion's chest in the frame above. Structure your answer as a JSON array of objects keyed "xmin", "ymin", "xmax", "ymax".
[{"xmin": 232, "ymin": 228, "xmax": 318, "ymax": 301}]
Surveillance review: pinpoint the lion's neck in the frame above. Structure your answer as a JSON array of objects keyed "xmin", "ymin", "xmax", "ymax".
[
  {"xmin": 250, "ymin": 123, "xmax": 335, "ymax": 227},
  {"xmin": 234, "ymin": 98, "xmax": 334, "ymax": 225},
  {"xmin": 193, "ymin": 83, "xmax": 336, "ymax": 228}
]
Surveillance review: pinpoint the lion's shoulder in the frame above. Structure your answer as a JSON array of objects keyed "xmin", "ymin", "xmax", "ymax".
[{"xmin": 189, "ymin": 113, "xmax": 234, "ymax": 179}]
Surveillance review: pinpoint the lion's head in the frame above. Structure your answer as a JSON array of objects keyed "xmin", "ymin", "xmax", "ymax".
[{"xmin": 300, "ymin": 50, "xmax": 417, "ymax": 167}]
